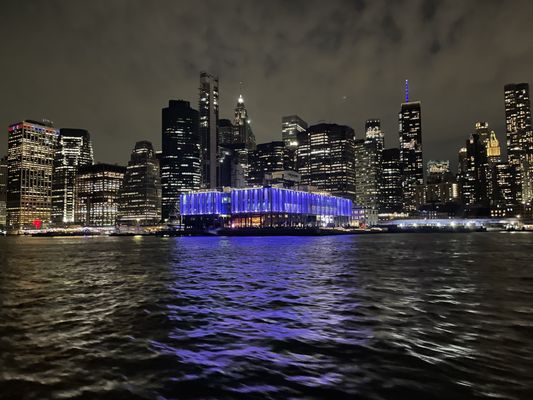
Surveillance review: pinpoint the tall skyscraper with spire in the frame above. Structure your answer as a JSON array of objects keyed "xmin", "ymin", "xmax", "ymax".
[
  {"xmin": 233, "ymin": 95, "xmax": 256, "ymax": 150},
  {"xmin": 199, "ymin": 72, "xmax": 219, "ymax": 189},
  {"xmin": 398, "ymin": 81, "xmax": 423, "ymax": 212},
  {"xmin": 504, "ymin": 83, "xmax": 532, "ymax": 205}
]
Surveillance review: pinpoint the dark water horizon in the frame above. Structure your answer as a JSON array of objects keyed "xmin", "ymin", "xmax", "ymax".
[{"xmin": 0, "ymin": 233, "xmax": 532, "ymax": 399}]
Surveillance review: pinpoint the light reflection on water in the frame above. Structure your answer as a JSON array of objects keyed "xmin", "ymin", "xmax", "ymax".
[{"xmin": 0, "ymin": 233, "xmax": 532, "ymax": 399}]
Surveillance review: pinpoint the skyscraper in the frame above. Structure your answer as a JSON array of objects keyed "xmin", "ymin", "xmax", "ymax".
[
  {"xmin": 460, "ymin": 132, "xmax": 489, "ymax": 214},
  {"xmin": 199, "ymin": 72, "xmax": 219, "ymax": 189},
  {"xmin": 355, "ymin": 120, "xmax": 384, "ymax": 209},
  {"xmin": 282, "ymin": 115, "xmax": 307, "ymax": 149},
  {"xmin": 248, "ymin": 141, "xmax": 285, "ymax": 186},
  {"xmin": 76, "ymin": 164, "xmax": 125, "ymax": 227},
  {"xmin": 426, "ymin": 160, "xmax": 452, "ymax": 184},
  {"xmin": 160, "ymin": 100, "xmax": 201, "ymax": 221},
  {"xmin": 233, "ymin": 95, "xmax": 256, "ymax": 150},
  {"xmin": 399, "ymin": 97, "xmax": 423, "ymax": 212},
  {"xmin": 380, "ymin": 148, "xmax": 403, "ymax": 213},
  {"xmin": 51, "ymin": 128, "xmax": 93, "ymax": 225},
  {"xmin": 117, "ymin": 141, "xmax": 161, "ymax": 226},
  {"xmin": 504, "ymin": 83, "xmax": 533, "ymax": 204},
  {"xmin": 218, "ymin": 119, "xmax": 233, "ymax": 147},
  {"xmin": 282, "ymin": 115, "xmax": 307, "ymax": 171},
  {"xmin": 475, "ymin": 122, "xmax": 491, "ymax": 145},
  {"xmin": 0, "ymin": 156, "xmax": 7, "ymax": 228},
  {"xmin": 297, "ymin": 123, "xmax": 356, "ymax": 201},
  {"xmin": 7, "ymin": 120, "xmax": 59, "ymax": 231}
]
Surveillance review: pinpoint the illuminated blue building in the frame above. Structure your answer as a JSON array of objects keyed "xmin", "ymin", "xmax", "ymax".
[{"xmin": 180, "ymin": 187, "xmax": 352, "ymax": 229}]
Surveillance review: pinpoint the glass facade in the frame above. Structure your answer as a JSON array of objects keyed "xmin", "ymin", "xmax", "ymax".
[
  {"xmin": 7, "ymin": 120, "xmax": 59, "ymax": 230},
  {"xmin": 199, "ymin": 72, "xmax": 219, "ymax": 189},
  {"xmin": 181, "ymin": 187, "xmax": 352, "ymax": 217},
  {"xmin": 399, "ymin": 101, "xmax": 423, "ymax": 212},
  {"xmin": 76, "ymin": 164, "xmax": 125, "ymax": 226},
  {"xmin": 160, "ymin": 100, "xmax": 201, "ymax": 220},
  {"xmin": 117, "ymin": 141, "xmax": 161, "ymax": 225},
  {"xmin": 52, "ymin": 128, "xmax": 94, "ymax": 225}
]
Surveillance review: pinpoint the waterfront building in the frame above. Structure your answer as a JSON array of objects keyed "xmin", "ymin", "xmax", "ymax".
[
  {"xmin": 399, "ymin": 100, "xmax": 423, "ymax": 212},
  {"xmin": 117, "ymin": 141, "xmax": 161, "ymax": 226},
  {"xmin": 296, "ymin": 123, "xmax": 356, "ymax": 201},
  {"xmin": 218, "ymin": 119, "xmax": 233, "ymax": 147},
  {"xmin": 380, "ymin": 148, "xmax": 403, "ymax": 213},
  {"xmin": 7, "ymin": 120, "xmax": 59, "ymax": 231},
  {"xmin": 248, "ymin": 141, "xmax": 285, "ymax": 186},
  {"xmin": 199, "ymin": 72, "xmax": 219, "ymax": 189},
  {"xmin": 180, "ymin": 187, "xmax": 352, "ymax": 230},
  {"xmin": 0, "ymin": 156, "xmax": 7, "ymax": 227},
  {"xmin": 51, "ymin": 128, "xmax": 94, "ymax": 225},
  {"xmin": 355, "ymin": 120, "xmax": 384, "ymax": 210},
  {"xmin": 76, "ymin": 163, "xmax": 125, "ymax": 227},
  {"xmin": 504, "ymin": 83, "xmax": 532, "ymax": 204},
  {"xmin": 233, "ymin": 95, "xmax": 256, "ymax": 150},
  {"xmin": 160, "ymin": 100, "xmax": 201, "ymax": 220}
]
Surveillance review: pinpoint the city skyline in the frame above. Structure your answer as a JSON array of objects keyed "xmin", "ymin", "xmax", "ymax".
[{"xmin": 2, "ymin": 1, "xmax": 533, "ymax": 167}]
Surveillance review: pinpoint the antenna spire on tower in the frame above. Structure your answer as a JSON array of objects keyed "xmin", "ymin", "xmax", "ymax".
[{"xmin": 405, "ymin": 79, "xmax": 409, "ymax": 102}]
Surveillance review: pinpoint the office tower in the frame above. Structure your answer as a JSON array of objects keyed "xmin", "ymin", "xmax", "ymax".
[
  {"xmin": 0, "ymin": 156, "xmax": 7, "ymax": 227},
  {"xmin": 427, "ymin": 160, "xmax": 451, "ymax": 184},
  {"xmin": 233, "ymin": 95, "xmax": 256, "ymax": 150},
  {"xmin": 248, "ymin": 141, "xmax": 285, "ymax": 186},
  {"xmin": 380, "ymin": 148, "xmax": 403, "ymax": 213},
  {"xmin": 160, "ymin": 100, "xmax": 201, "ymax": 221},
  {"xmin": 297, "ymin": 123, "xmax": 356, "ymax": 201},
  {"xmin": 51, "ymin": 128, "xmax": 93, "ymax": 225},
  {"xmin": 218, "ymin": 119, "xmax": 233, "ymax": 147},
  {"xmin": 355, "ymin": 119, "xmax": 384, "ymax": 209},
  {"xmin": 282, "ymin": 115, "xmax": 307, "ymax": 171},
  {"xmin": 491, "ymin": 163, "xmax": 518, "ymax": 217},
  {"xmin": 7, "ymin": 120, "xmax": 59, "ymax": 231},
  {"xmin": 486, "ymin": 131, "xmax": 502, "ymax": 165},
  {"xmin": 117, "ymin": 141, "xmax": 161, "ymax": 226},
  {"xmin": 415, "ymin": 159, "xmax": 459, "ymax": 212},
  {"xmin": 199, "ymin": 72, "xmax": 219, "ymax": 189},
  {"xmin": 475, "ymin": 122, "xmax": 491, "ymax": 144},
  {"xmin": 76, "ymin": 164, "xmax": 125, "ymax": 226},
  {"xmin": 485, "ymin": 131, "xmax": 502, "ymax": 204},
  {"xmin": 399, "ymin": 98, "xmax": 423, "ymax": 212},
  {"xmin": 282, "ymin": 115, "xmax": 307, "ymax": 148},
  {"xmin": 460, "ymin": 133, "xmax": 489, "ymax": 213},
  {"xmin": 504, "ymin": 83, "xmax": 532, "ymax": 204}
]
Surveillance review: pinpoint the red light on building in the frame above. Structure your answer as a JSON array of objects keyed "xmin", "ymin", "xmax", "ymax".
[{"xmin": 32, "ymin": 219, "xmax": 42, "ymax": 229}]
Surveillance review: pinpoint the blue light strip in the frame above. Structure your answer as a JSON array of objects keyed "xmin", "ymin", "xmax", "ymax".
[{"xmin": 181, "ymin": 187, "xmax": 352, "ymax": 217}]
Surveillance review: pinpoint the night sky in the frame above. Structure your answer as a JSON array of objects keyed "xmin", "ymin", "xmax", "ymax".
[{"xmin": 1, "ymin": 0, "xmax": 532, "ymax": 169}]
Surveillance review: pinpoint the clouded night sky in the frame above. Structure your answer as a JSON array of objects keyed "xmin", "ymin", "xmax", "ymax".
[{"xmin": 1, "ymin": 0, "xmax": 532, "ymax": 168}]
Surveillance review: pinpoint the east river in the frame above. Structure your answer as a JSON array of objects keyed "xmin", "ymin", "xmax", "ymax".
[{"xmin": 0, "ymin": 233, "xmax": 532, "ymax": 399}]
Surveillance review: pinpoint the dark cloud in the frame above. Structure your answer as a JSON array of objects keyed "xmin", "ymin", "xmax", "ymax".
[{"xmin": 0, "ymin": 0, "xmax": 532, "ymax": 168}]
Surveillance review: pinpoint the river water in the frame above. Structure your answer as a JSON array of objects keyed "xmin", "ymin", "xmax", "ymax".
[{"xmin": 0, "ymin": 233, "xmax": 532, "ymax": 399}]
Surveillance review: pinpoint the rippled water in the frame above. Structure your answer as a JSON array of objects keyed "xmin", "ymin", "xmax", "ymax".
[{"xmin": 0, "ymin": 233, "xmax": 532, "ymax": 399}]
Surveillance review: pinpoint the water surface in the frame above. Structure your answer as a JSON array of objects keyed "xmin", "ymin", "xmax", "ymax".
[{"xmin": 0, "ymin": 233, "xmax": 532, "ymax": 399}]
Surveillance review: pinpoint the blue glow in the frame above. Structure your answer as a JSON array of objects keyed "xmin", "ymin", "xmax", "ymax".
[
  {"xmin": 181, "ymin": 187, "xmax": 352, "ymax": 217},
  {"xmin": 180, "ymin": 192, "xmax": 230, "ymax": 215}
]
